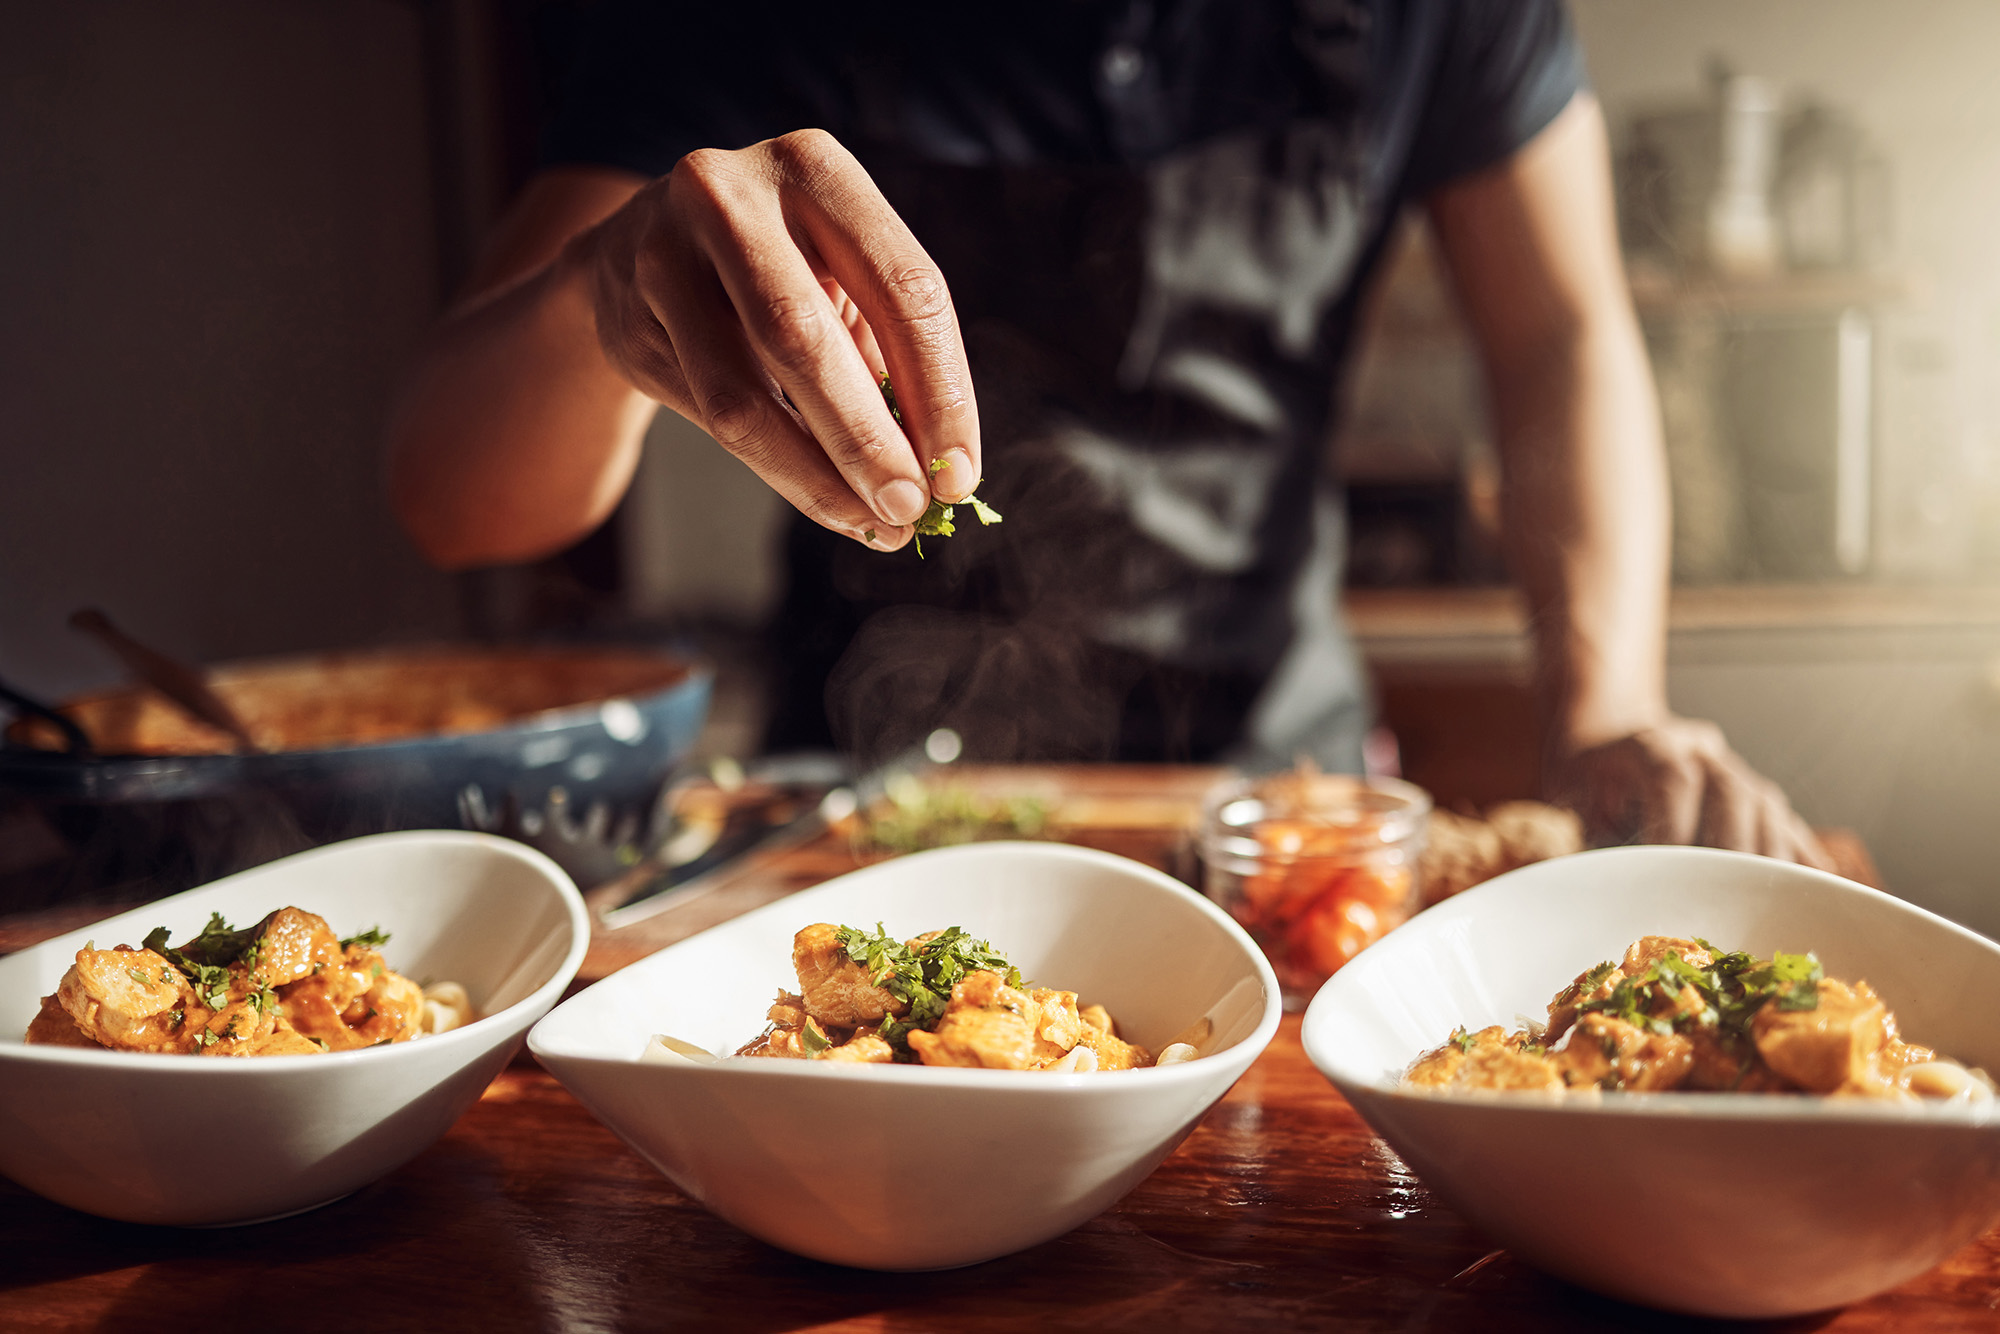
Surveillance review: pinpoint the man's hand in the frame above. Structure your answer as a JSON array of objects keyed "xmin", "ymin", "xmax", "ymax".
[
  {"xmin": 1552, "ymin": 717, "xmax": 1835, "ymax": 870},
  {"xmin": 566, "ymin": 129, "xmax": 981, "ymax": 550}
]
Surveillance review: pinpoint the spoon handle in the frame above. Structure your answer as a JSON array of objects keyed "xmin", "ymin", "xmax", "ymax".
[{"xmin": 68, "ymin": 608, "xmax": 262, "ymax": 753}]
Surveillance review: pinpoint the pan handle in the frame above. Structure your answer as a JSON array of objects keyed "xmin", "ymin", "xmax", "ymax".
[{"xmin": 0, "ymin": 675, "xmax": 93, "ymax": 755}]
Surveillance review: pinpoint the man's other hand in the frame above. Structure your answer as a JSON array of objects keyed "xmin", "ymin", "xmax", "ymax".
[{"xmin": 1553, "ymin": 717, "xmax": 1835, "ymax": 870}]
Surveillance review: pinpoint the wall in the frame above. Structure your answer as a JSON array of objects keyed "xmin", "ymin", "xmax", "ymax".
[
  {"xmin": 1572, "ymin": 0, "xmax": 2000, "ymax": 579},
  {"xmin": 1669, "ymin": 630, "xmax": 2000, "ymax": 939},
  {"xmin": 0, "ymin": 2, "xmax": 458, "ymax": 703}
]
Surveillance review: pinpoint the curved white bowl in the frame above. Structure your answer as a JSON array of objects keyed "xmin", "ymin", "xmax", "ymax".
[
  {"xmin": 1302, "ymin": 844, "xmax": 2000, "ymax": 1319},
  {"xmin": 0, "ymin": 831, "xmax": 588, "ymax": 1225},
  {"xmin": 529, "ymin": 841, "xmax": 1282, "ymax": 1270}
]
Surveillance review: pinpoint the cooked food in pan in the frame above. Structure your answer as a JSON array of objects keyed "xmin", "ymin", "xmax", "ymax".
[
  {"xmin": 644, "ymin": 923, "xmax": 1208, "ymax": 1072},
  {"xmin": 1406, "ymin": 935, "xmax": 1991, "ymax": 1101},
  {"xmin": 24, "ymin": 907, "xmax": 474, "ymax": 1056}
]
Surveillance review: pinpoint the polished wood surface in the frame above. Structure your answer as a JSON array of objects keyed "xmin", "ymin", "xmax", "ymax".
[{"xmin": 0, "ymin": 767, "xmax": 1969, "ymax": 1332}]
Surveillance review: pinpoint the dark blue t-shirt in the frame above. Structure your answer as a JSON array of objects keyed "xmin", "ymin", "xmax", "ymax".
[{"xmin": 539, "ymin": 0, "xmax": 1584, "ymax": 767}]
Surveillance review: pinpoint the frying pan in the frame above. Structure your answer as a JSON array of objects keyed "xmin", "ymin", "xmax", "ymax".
[{"xmin": 0, "ymin": 644, "xmax": 711, "ymax": 910}]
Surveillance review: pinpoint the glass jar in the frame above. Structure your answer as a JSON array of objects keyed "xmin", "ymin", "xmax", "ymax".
[{"xmin": 1199, "ymin": 771, "xmax": 1430, "ymax": 1009}]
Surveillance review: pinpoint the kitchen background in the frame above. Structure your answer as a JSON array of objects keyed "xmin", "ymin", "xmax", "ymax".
[{"xmin": 7, "ymin": 2, "xmax": 2000, "ymax": 930}]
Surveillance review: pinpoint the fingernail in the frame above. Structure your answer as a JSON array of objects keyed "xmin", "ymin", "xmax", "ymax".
[
  {"xmin": 930, "ymin": 449, "xmax": 975, "ymax": 501},
  {"xmin": 874, "ymin": 478, "xmax": 928, "ymax": 525}
]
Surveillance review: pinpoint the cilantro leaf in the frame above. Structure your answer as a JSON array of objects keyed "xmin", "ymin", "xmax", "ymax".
[
  {"xmin": 341, "ymin": 926, "xmax": 391, "ymax": 950},
  {"xmin": 141, "ymin": 912, "xmax": 255, "ymax": 996},
  {"xmin": 833, "ymin": 923, "xmax": 1023, "ymax": 1053}
]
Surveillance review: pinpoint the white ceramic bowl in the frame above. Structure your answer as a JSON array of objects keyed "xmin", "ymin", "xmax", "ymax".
[
  {"xmin": 0, "ymin": 830, "xmax": 588, "ymax": 1225},
  {"xmin": 1302, "ymin": 845, "xmax": 2000, "ymax": 1319},
  {"xmin": 529, "ymin": 841, "xmax": 1281, "ymax": 1270}
]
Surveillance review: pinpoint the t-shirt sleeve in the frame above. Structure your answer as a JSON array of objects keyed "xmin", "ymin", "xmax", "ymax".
[{"xmin": 1401, "ymin": 0, "xmax": 1587, "ymax": 197}]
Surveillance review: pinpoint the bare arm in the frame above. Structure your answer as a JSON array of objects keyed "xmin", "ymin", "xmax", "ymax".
[
  {"xmin": 1427, "ymin": 95, "xmax": 1829, "ymax": 866},
  {"xmin": 387, "ymin": 167, "xmax": 655, "ymax": 568},
  {"xmin": 386, "ymin": 133, "xmax": 982, "ymax": 568}
]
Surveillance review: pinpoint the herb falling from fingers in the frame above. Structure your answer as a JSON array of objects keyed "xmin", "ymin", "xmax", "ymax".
[{"xmin": 877, "ymin": 373, "xmax": 1001, "ymax": 556}]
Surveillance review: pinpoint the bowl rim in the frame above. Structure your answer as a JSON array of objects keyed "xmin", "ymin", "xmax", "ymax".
[
  {"xmin": 1303, "ymin": 844, "xmax": 2000, "ymax": 1127},
  {"xmin": 528, "ymin": 839, "xmax": 1284, "ymax": 1090},
  {"xmin": 0, "ymin": 829, "xmax": 591, "ymax": 1071}
]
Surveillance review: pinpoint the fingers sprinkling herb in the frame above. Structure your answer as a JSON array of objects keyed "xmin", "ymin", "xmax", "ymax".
[{"xmin": 878, "ymin": 373, "xmax": 1002, "ymax": 557}]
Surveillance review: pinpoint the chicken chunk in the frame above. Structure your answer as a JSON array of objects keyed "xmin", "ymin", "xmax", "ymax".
[
  {"xmin": 1075, "ymin": 1021, "xmax": 1153, "ymax": 1071},
  {"xmin": 1546, "ymin": 964, "xmax": 1625, "ymax": 1046},
  {"xmin": 792, "ymin": 924, "xmax": 906, "ymax": 1028},
  {"xmin": 1622, "ymin": 936, "xmax": 1714, "ymax": 975},
  {"xmin": 246, "ymin": 907, "xmax": 344, "ymax": 990},
  {"xmin": 1683, "ymin": 1027, "xmax": 1791, "ymax": 1092},
  {"xmin": 1407, "ymin": 1026, "xmax": 1561, "ymax": 1091},
  {"xmin": 907, "ymin": 970, "xmax": 1041, "ymax": 1069},
  {"xmin": 195, "ymin": 994, "xmax": 281, "ymax": 1057},
  {"xmin": 1027, "ymin": 988, "xmax": 1086, "ymax": 1067},
  {"xmin": 342, "ymin": 963, "xmax": 426, "ymax": 1045},
  {"xmin": 1751, "ymin": 978, "xmax": 1888, "ymax": 1093},
  {"xmin": 56, "ymin": 946, "xmax": 204, "ymax": 1054},
  {"xmin": 24, "ymin": 993, "xmax": 103, "ymax": 1048},
  {"xmin": 277, "ymin": 944, "xmax": 419, "ymax": 1050},
  {"xmin": 819, "ymin": 1034, "xmax": 896, "ymax": 1064},
  {"xmin": 1405, "ymin": 1044, "xmax": 1468, "ymax": 1088},
  {"xmin": 1553, "ymin": 1013, "xmax": 1694, "ymax": 1091},
  {"xmin": 1460, "ymin": 1043, "xmax": 1566, "ymax": 1091}
]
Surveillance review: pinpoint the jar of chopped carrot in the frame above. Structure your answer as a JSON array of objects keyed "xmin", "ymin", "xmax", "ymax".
[{"xmin": 1198, "ymin": 771, "xmax": 1430, "ymax": 1009}]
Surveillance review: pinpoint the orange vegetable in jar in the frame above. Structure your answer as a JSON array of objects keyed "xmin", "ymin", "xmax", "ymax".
[{"xmin": 1200, "ymin": 771, "xmax": 1430, "ymax": 1006}]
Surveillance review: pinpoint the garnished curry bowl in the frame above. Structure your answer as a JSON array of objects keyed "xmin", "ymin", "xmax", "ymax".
[
  {"xmin": 0, "ymin": 831, "xmax": 588, "ymax": 1225},
  {"xmin": 1301, "ymin": 845, "xmax": 2000, "ymax": 1319},
  {"xmin": 527, "ymin": 841, "xmax": 1282, "ymax": 1270}
]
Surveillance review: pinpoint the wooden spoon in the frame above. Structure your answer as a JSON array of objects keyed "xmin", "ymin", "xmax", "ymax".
[{"xmin": 68, "ymin": 608, "xmax": 262, "ymax": 753}]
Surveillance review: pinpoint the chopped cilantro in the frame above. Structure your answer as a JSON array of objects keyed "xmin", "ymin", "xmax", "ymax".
[
  {"xmin": 126, "ymin": 967, "xmax": 155, "ymax": 987},
  {"xmin": 341, "ymin": 926, "xmax": 391, "ymax": 950},
  {"xmin": 1448, "ymin": 1027, "xmax": 1476, "ymax": 1053},
  {"xmin": 835, "ymin": 923, "xmax": 1023, "ymax": 1053},
  {"xmin": 857, "ymin": 781, "xmax": 1048, "ymax": 854},
  {"xmin": 800, "ymin": 1018, "xmax": 833, "ymax": 1058},
  {"xmin": 875, "ymin": 373, "xmax": 1003, "ymax": 558},
  {"xmin": 143, "ymin": 911, "xmax": 260, "ymax": 997},
  {"xmin": 1578, "ymin": 944, "xmax": 1822, "ymax": 1041}
]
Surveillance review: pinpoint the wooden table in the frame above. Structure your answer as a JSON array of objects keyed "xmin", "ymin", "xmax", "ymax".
[{"xmin": 1, "ymin": 767, "xmax": 1986, "ymax": 1333}]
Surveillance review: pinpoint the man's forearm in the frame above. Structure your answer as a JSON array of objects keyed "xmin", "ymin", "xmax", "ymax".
[
  {"xmin": 1494, "ymin": 315, "xmax": 1672, "ymax": 758},
  {"xmin": 385, "ymin": 247, "xmax": 656, "ymax": 570},
  {"xmin": 1426, "ymin": 96, "xmax": 1673, "ymax": 762}
]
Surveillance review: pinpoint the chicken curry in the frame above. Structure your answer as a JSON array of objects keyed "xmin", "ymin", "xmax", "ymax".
[
  {"xmin": 718, "ymin": 923, "xmax": 1204, "ymax": 1072},
  {"xmin": 23, "ymin": 907, "xmax": 474, "ymax": 1056},
  {"xmin": 1407, "ymin": 935, "xmax": 1991, "ymax": 1101}
]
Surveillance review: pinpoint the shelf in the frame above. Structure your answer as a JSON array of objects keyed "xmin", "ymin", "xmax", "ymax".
[
  {"xmin": 1345, "ymin": 583, "xmax": 2000, "ymax": 668},
  {"xmin": 1626, "ymin": 266, "xmax": 1920, "ymax": 319}
]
